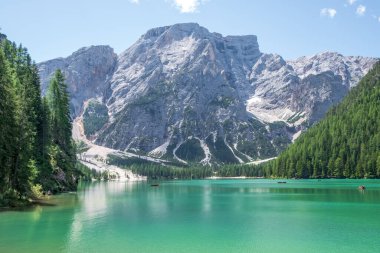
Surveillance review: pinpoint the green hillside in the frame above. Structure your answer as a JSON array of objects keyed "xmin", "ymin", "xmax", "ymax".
[{"xmin": 267, "ymin": 61, "xmax": 380, "ymax": 178}]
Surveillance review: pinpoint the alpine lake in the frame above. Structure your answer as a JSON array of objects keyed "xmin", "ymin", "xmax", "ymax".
[{"xmin": 1, "ymin": 179, "xmax": 380, "ymax": 253}]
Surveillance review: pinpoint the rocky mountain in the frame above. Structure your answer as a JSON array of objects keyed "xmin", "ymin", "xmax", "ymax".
[
  {"xmin": 38, "ymin": 23, "xmax": 377, "ymax": 165},
  {"xmin": 247, "ymin": 52, "xmax": 376, "ymax": 125},
  {"xmin": 39, "ymin": 46, "xmax": 117, "ymax": 116},
  {"xmin": 266, "ymin": 61, "xmax": 380, "ymax": 179}
]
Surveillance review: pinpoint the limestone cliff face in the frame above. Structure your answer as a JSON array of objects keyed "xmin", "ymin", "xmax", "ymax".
[
  {"xmin": 38, "ymin": 45, "xmax": 117, "ymax": 116},
  {"xmin": 246, "ymin": 52, "xmax": 377, "ymax": 125},
  {"xmin": 96, "ymin": 23, "xmax": 275, "ymax": 164},
  {"xmin": 38, "ymin": 23, "xmax": 377, "ymax": 164}
]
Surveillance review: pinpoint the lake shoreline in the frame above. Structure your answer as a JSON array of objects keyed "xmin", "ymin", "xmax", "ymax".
[
  {"xmin": 0, "ymin": 191, "xmax": 76, "ymax": 211},
  {"xmin": 0, "ymin": 198, "xmax": 57, "ymax": 212}
]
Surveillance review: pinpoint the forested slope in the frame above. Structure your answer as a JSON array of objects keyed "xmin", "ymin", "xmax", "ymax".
[
  {"xmin": 0, "ymin": 34, "xmax": 78, "ymax": 207},
  {"xmin": 267, "ymin": 61, "xmax": 380, "ymax": 178}
]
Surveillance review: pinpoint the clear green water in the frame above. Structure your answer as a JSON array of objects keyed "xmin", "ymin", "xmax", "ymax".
[{"xmin": 1, "ymin": 179, "xmax": 380, "ymax": 253}]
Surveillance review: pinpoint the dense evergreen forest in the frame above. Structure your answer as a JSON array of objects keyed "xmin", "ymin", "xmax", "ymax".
[
  {"xmin": 108, "ymin": 155, "xmax": 213, "ymax": 179},
  {"xmin": 107, "ymin": 155, "xmax": 263, "ymax": 179},
  {"xmin": 0, "ymin": 34, "xmax": 78, "ymax": 207},
  {"xmin": 264, "ymin": 61, "xmax": 380, "ymax": 178}
]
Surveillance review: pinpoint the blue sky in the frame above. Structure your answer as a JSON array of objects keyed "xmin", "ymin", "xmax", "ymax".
[{"xmin": 0, "ymin": 0, "xmax": 379, "ymax": 62}]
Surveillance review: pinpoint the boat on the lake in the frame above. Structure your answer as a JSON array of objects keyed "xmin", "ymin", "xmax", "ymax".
[
  {"xmin": 277, "ymin": 181, "xmax": 287, "ymax": 184},
  {"xmin": 358, "ymin": 185, "xmax": 366, "ymax": 190},
  {"xmin": 151, "ymin": 184, "xmax": 159, "ymax": 187}
]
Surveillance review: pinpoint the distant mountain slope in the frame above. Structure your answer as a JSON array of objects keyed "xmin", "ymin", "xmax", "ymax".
[
  {"xmin": 38, "ymin": 46, "xmax": 117, "ymax": 116},
  {"xmin": 267, "ymin": 61, "xmax": 380, "ymax": 178},
  {"xmin": 247, "ymin": 52, "xmax": 376, "ymax": 125},
  {"xmin": 37, "ymin": 23, "xmax": 377, "ymax": 165}
]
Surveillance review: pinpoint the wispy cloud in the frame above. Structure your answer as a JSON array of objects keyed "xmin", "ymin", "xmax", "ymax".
[
  {"xmin": 172, "ymin": 0, "xmax": 205, "ymax": 13},
  {"xmin": 356, "ymin": 5, "xmax": 366, "ymax": 16},
  {"xmin": 130, "ymin": 0, "xmax": 140, "ymax": 4},
  {"xmin": 378, "ymin": 17, "xmax": 380, "ymax": 23},
  {"xmin": 347, "ymin": 0, "xmax": 357, "ymax": 5},
  {"xmin": 320, "ymin": 8, "xmax": 337, "ymax": 18}
]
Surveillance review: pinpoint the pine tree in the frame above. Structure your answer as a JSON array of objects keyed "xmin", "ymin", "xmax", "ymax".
[
  {"xmin": 46, "ymin": 70, "xmax": 77, "ymax": 190},
  {"xmin": 0, "ymin": 39, "xmax": 41, "ymax": 197},
  {"xmin": 36, "ymin": 97, "xmax": 53, "ymax": 186},
  {"xmin": 0, "ymin": 49, "xmax": 17, "ymax": 196},
  {"xmin": 1, "ymin": 35, "xmax": 79, "ymax": 205}
]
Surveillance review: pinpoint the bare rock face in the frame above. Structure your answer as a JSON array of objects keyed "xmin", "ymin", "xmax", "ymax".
[
  {"xmin": 38, "ymin": 45, "xmax": 117, "ymax": 116},
  {"xmin": 246, "ymin": 52, "xmax": 377, "ymax": 126},
  {"xmin": 96, "ymin": 23, "xmax": 282, "ymax": 164},
  {"xmin": 38, "ymin": 23, "xmax": 378, "ymax": 164}
]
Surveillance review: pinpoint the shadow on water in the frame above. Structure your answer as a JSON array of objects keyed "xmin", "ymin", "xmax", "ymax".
[{"xmin": 0, "ymin": 201, "xmax": 57, "ymax": 213}]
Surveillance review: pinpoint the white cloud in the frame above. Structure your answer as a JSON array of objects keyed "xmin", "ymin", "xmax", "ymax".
[
  {"xmin": 378, "ymin": 17, "xmax": 380, "ymax": 22},
  {"xmin": 172, "ymin": 0, "xmax": 202, "ymax": 13},
  {"xmin": 356, "ymin": 5, "xmax": 366, "ymax": 16},
  {"xmin": 347, "ymin": 0, "xmax": 357, "ymax": 5},
  {"xmin": 130, "ymin": 0, "xmax": 140, "ymax": 4},
  {"xmin": 320, "ymin": 8, "xmax": 337, "ymax": 18}
]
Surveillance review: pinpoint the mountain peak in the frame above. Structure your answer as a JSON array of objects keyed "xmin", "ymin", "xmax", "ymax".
[
  {"xmin": 70, "ymin": 45, "xmax": 115, "ymax": 58},
  {"xmin": 38, "ymin": 44, "xmax": 117, "ymax": 116},
  {"xmin": 140, "ymin": 23, "xmax": 259, "ymax": 48},
  {"xmin": 142, "ymin": 23, "xmax": 207, "ymax": 40},
  {"xmin": 119, "ymin": 23, "xmax": 261, "ymax": 79}
]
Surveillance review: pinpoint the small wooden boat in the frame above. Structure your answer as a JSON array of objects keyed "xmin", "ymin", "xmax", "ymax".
[
  {"xmin": 150, "ymin": 184, "xmax": 159, "ymax": 187},
  {"xmin": 277, "ymin": 181, "xmax": 287, "ymax": 184},
  {"xmin": 358, "ymin": 185, "xmax": 366, "ymax": 190}
]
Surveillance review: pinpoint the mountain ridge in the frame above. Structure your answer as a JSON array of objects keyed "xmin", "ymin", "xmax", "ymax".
[
  {"xmin": 265, "ymin": 61, "xmax": 380, "ymax": 178},
  {"xmin": 37, "ymin": 23, "xmax": 378, "ymax": 165}
]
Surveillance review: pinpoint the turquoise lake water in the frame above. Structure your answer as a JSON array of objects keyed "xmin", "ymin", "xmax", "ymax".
[{"xmin": 1, "ymin": 179, "xmax": 380, "ymax": 253}]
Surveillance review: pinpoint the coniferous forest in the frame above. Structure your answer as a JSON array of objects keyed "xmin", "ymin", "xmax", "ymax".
[
  {"xmin": 264, "ymin": 61, "xmax": 380, "ymax": 178},
  {"xmin": 0, "ymin": 34, "xmax": 78, "ymax": 206}
]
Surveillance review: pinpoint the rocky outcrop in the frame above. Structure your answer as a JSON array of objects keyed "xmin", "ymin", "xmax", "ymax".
[
  {"xmin": 38, "ymin": 46, "xmax": 117, "ymax": 117},
  {"xmin": 37, "ymin": 23, "xmax": 378, "ymax": 164},
  {"xmin": 246, "ymin": 52, "xmax": 377, "ymax": 125}
]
